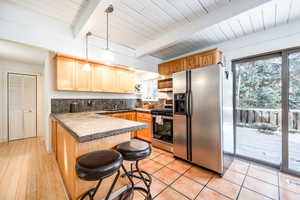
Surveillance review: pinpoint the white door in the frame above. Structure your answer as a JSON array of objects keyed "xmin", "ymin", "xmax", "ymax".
[{"xmin": 8, "ymin": 74, "xmax": 37, "ymax": 141}]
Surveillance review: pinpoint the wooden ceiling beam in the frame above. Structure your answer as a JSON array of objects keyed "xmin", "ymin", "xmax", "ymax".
[{"xmin": 71, "ymin": 0, "xmax": 103, "ymax": 38}]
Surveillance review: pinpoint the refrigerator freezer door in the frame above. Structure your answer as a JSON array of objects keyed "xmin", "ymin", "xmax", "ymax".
[
  {"xmin": 173, "ymin": 71, "xmax": 188, "ymax": 160},
  {"xmin": 190, "ymin": 65, "xmax": 223, "ymax": 174},
  {"xmin": 173, "ymin": 115, "xmax": 188, "ymax": 159}
]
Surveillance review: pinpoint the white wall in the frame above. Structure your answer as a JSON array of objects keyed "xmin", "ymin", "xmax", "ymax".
[{"xmin": 0, "ymin": 59, "xmax": 44, "ymax": 142}]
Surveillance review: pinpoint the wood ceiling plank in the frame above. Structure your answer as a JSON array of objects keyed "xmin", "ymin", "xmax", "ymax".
[
  {"xmin": 7, "ymin": 0, "xmax": 80, "ymax": 24},
  {"xmin": 185, "ymin": 0, "xmax": 209, "ymax": 17},
  {"xmin": 165, "ymin": 0, "xmax": 194, "ymax": 22},
  {"xmin": 262, "ymin": 2, "xmax": 276, "ymax": 29},
  {"xmin": 248, "ymin": 8, "xmax": 265, "ymax": 33},
  {"xmin": 136, "ymin": 0, "xmax": 271, "ymax": 57},
  {"xmin": 236, "ymin": 13, "xmax": 254, "ymax": 35},
  {"xmin": 118, "ymin": 1, "xmax": 165, "ymax": 33},
  {"xmin": 217, "ymin": 22, "xmax": 236, "ymax": 40},
  {"xmin": 289, "ymin": 0, "xmax": 300, "ymax": 22},
  {"xmin": 275, "ymin": 0, "xmax": 291, "ymax": 25},
  {"xmin": 152, "ymin": 0, "xmax": 190, "ymax": 23}
]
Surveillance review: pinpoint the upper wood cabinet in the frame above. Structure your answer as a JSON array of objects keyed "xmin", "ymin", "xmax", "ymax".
[
  {"xmin": 100, "ymin": 66, "xmax": 117, "ymax": 92},
  {"xmin": 158, "ymin": 48, "xmax": 222, "ymax": 75},
  {"xmin": 75, "ymin": 61, "xmax": 92, "ymax": 91},
  {"xmin": 91, "ymin": 65, "xmax": 104, "ymax": 92},
  {"xmin": 56, "ymin": 56, "xmax": 76, "ymax": 90},
  {"xmin": 117, "ymin": 70, "xmax": 136, "ymax": 93},
  {"xmin": 55, "ymin": 56, "xmax": 136, "ymax": 93}
]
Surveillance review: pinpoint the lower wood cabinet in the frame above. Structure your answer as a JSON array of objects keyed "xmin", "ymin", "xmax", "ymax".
[
  {"xmin": 51, "ymin": 120, "xmax": 57, "ymax": 159},
  {"xmin": 103, "ymin": 111, "xmax": 152, "ymax": 142},
  {"xmin": 52, "ymin": 122, "xmax": 130, "ymax": 199},
  {"xmin": 136, "ymin": 112, "xmax": 152, "ymax": 143}
]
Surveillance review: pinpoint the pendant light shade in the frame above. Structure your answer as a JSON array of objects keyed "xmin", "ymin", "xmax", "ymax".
[
  {"xmin": 101, "ymin": 4, "xmax": 114, "ymax": 65},
  {"xmin": 101, "ymin": 49, "xmax": 114, "ymax": 65},
  {"xmin": 82, "ymin": 63, "xmax": 92, "ymax": 71}
]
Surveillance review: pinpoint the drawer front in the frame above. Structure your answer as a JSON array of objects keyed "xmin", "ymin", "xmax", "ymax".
[{"xmin": 136, "ymin": 112, "xmax": 151, "ymax": 120}]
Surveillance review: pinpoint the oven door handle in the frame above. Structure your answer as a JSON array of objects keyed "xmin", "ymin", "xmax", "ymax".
[{"xmin": 152, "ymin": 115, "xmax": 173, "ymax": 120}]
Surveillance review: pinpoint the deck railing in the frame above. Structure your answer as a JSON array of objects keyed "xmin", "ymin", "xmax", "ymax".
[{"xmin": 236, "ymin": 108, "xmax": 300, "ymax": 131}]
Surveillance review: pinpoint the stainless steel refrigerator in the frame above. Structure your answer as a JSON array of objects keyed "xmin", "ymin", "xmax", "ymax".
[{"xmin": 173, "ymin": 64, "xmax": 234, "ymax": 175}]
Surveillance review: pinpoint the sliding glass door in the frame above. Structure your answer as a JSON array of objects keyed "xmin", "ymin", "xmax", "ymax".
[
  {"xmin": 234, "ymin": 55, "xmax": 282, "ymax": 165},
  {"xmin": 288, "ymin": 50, "xmax": 300, "ymax": 173},
  {"xmin": 233, "ymin": 48, "xmax": 300, "ymax": 175}
]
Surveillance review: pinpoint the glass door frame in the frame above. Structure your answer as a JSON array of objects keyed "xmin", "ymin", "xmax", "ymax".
[
  {"xmin": 282, "ymin": 48, "xmax": 300, "ymax": 176},
  {"xmin": 232, "ymin": 47, "xmax": 300, "ymax": 176}
]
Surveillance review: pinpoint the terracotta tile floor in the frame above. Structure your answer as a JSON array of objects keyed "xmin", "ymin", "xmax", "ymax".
[{"xmin": 130, "ymin": 147, "xmax": 300, "ymax": 200}]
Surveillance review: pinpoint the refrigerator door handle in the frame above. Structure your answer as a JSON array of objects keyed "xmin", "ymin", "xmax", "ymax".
[
  {"xmin": 189, "ymin": 90, "xmax": 193, "ymax": 116},
  {"xmin": 185, "ymin": 91, "xmax": 189, "ymax": 116}
]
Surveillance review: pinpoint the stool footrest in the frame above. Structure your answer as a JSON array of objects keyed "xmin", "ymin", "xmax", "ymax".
[
  {"xmin": 120, "ymin": 186, "xmax": 152, "ymax": 200},
  {"xmin": 121, "ymin": 170, "xmax": 152, "ymax": 183}
]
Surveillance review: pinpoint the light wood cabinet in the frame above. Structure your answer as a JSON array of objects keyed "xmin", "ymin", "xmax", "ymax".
[
  {"xmin": 114, "ymin": 69, "xmax": 136, "ymax": 93},
  {"xmin": 75, "ymin": 61, "xmax": 92, "ymax": 91},
  {"xmin": 56, "ymin": 56, "xmax": 76, "ymax": 90},
  {"xmin": 92, "ymin": 65, "xmax": 104, "ymax": 92},
  {"xmin": 51, "ymin": 120, "xmax": 57, "ymax": 159},
  {"xmin": 56, "ymin": 56, "xmax": 136, "ymax": 93},
  {"xmin": 158, "ymin": 48, "xmax": 222, "ymax": 75},
  {"xmin": 136, "ymin": 112, "xmax": 152, "ymax": 143},
  {"xmin": 53, "ymin": 122, "xmax": 130, "ymax": 199},
  {"xmin": 103, "ymin": 111, "xmax": 152, "ymax": 141},
  {"xmin": 101, "ymin": 66, "xmax": 117, "ymax": 92}
]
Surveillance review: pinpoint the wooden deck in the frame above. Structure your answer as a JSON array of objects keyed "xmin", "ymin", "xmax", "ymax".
[{"xmin": 225, "ymin": 127, "xmax": 300, "ymax": 171}]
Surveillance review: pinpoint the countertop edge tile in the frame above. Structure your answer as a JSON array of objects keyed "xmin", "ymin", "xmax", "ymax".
[{"xmin": 50, "ymin": 111, "xmax": 148, "ymax": 143}]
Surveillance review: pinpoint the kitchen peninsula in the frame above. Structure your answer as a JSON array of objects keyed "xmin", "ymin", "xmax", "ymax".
[{"xmin": 51, "ymin": 111, "xmax": 147, "ymax": 200}]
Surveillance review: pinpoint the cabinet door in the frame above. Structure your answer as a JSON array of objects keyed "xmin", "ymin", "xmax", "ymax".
[
  {"xmin": 111, "ymin": 113, "xmax": 123, "ymax": 118},
  {"xmin": 101, "ymin": 66, "xmax": 117, "ymax": 92},
  {"xmin": 75, "ymin": 61, "xmax": 92, "ymax": 91},
  {"xmin": 136, "ymin": 116, "xmax": 152, "ymax": 142},
  {"xmin": 126, "ymin": 71, "xmax": 136, "ymax": 93},
  {"xmin": 202, "ymin": 54, "xmax": 214, "ymax": 66},
  {"xmin": 56, "ymin": 57, "xmax": 76, "ymax": 90},
  {"xmin": 51, "ymin": 120, "xmax": 57, "ymax": 159},
  {"xmin": 115, "ymin": 70, "xmax": 136, "ymax": 93},
  {"xmin": 116, "ymin": 69, "xmax": 127, "ymax": 93},
  {"xmin": 158, "ymin": 63, "xmax": 169, "ymax": 75},
  {"xmin": 92, "ymin": 65, "xmax": 104, "ymax": 92}
]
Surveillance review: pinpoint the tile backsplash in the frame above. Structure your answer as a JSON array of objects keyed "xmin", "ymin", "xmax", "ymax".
[{"xmin": 51, "ymin": 98, "xmax": 142, "ymax": 113}]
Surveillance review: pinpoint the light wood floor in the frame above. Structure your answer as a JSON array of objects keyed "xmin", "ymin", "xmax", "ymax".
[{"xmin": 0, "ymin": 137, "xmax": 67, "ymax": 200}]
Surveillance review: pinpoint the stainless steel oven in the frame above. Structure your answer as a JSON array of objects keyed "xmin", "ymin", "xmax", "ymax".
[{"xmin": 152, "ymin": 115, "xmax": 173, "ymax": 144}]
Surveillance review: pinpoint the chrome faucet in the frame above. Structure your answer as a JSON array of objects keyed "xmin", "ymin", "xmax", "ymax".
[{"xmin": 113, "ymin": 105, "xmax": 118, "ymax": 110}]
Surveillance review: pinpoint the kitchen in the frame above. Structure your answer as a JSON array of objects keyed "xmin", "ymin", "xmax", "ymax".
[{"xmin": 1, "ymin": 0, "xmax": 300, "ymax": 200}]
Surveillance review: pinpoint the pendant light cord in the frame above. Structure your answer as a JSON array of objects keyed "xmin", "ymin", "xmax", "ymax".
[
  {"xmin": 86, "ymin": 33, "xmax": 88, "ymax": 61},
  {"xmin": 85, "ymin": 32, "xmax": 91, "ymax": 62},
  {"xmin": 106, "ymin": 11, "xmax": 109, "ymax": 50}
]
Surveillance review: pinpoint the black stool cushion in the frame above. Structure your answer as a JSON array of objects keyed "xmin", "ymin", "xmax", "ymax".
[
  {"xmin": 76, "ymin": 150, "xmax": 123, "ymax": 181},
  {"xmin": 116, "ymin": 139, "xmax": 151, "ymax": 161}
]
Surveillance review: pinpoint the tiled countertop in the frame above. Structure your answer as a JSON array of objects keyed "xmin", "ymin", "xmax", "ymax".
[{"xmin": 51, "ymin": 111, "xmax": 148, "ymax": 142}]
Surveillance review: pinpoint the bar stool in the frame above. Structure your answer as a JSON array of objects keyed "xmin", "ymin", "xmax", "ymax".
[
  {"xmin": 116, "ymin": 139, "xmax": 152, "ymax": 200},
  {"xmin": 75, "ymin": 150, "xmax": 123, "ymax": 200}
]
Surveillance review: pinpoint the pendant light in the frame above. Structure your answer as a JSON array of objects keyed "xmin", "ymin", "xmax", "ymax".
[
  {"xmin": 82, "ymin": 32, "xmax": 92, "ymax": 71},
  {"xmin": 101, "ymin": 4, "xmax": 114, "ymax": 65}
]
